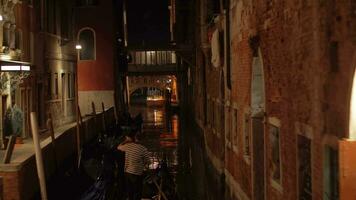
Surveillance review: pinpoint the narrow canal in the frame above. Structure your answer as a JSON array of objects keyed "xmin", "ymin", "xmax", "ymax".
[
  {"xmin": 129, "ymin": 103, "xmax": 179, "ymax": 172},
  {"xmin": 42, "ymin": 100, "xmax": 206, "ymax": 200}
]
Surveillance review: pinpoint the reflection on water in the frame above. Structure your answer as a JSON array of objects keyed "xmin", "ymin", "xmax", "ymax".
[{"xmin": 129, "ymin": 103, "xmax": 179, "ymax": 170}]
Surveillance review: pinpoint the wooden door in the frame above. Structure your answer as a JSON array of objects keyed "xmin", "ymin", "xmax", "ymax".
[{"xmin": 252, "ymin": 116, "xmax": 265, "ymax": 200}]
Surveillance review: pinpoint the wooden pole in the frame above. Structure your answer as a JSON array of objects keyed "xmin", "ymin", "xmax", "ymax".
[
  {"xmin": 101, "ymin": 102, "xmax": 106, "ymax": 131},
  {"xmin": 30, "ymin": 112, "xmax": 48, "ymax": 200},
  {"xmin": 2, "ymin": 135, "xmax": 16, "ymax": 164},
  {"xmin": 113, "ymin": 105, "xmax": 118, "ymax": 124},
  {"xmin": 76, "ymin": 106, "xmax": 81, "ymax": 169},
  {"xmin": 153, "ymin": 179, "xmax": 168, "ymax": 200},
  {"xmin": 78, "ymin": 106, "xmax": 84, "ymax": 142},
  {"xmin": 46, "ymin": 117, "xmax": 57, "ymax": 170},
  {"xmin": 91, "ymin": 101, "xmax": 96, "ymax": 114},
  {"xmin": 91, "ymin": 102, "xmax": 99, "ymax": 137},
  {"xmin": 75, "ymin": 55, "xmax": 81, "ymax": 169}
]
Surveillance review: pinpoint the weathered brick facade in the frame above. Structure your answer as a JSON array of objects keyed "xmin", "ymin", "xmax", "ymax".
[{"xmin": 191, "ymin": 0, "xmax": 356, "ymax": 199}]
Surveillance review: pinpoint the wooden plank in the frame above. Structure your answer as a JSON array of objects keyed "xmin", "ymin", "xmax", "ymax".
[
  {"xmin": 91, "ymin": 102, "xmax": 96, "ymax": 114},
  {"xmin": 30, "ymin": 112, "xmax": 48, "ymax": 200},
  {"xmin": 47, "ymin": 117, "xmax": 58, "ymax": 170},
  {"xmin": 2, "ymin": 135, "xmax": 16, "ymax": 164}
]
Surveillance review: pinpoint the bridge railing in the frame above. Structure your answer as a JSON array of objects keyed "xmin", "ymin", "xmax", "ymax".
[{"xmin": 129, "ymin": 50, "xmax": 177, "ymax": 66}]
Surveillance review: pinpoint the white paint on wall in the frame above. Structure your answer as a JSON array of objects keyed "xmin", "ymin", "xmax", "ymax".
[
  {"xmin": 78, "ymin": 90, "xmax": 115, "ymax": 116},
  {"xmin": 350, "ymin": 73, "xmax": 356, "ymax": 140}
]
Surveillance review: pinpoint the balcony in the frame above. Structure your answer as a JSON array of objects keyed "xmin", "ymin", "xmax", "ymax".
[{"xmin": 127, "ymin": 49, "xmax": 185, "ymax": 75}]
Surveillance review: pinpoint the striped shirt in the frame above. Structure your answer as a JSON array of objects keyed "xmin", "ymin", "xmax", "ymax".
[{"xmin": 118, "ymin": 142, "xmax": 150, "ymax": 175}]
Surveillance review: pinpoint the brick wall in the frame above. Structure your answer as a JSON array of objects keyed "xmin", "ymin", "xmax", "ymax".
[{"xmin": 192, "ymin": 0, "xmax": 356, "ymax": 199}]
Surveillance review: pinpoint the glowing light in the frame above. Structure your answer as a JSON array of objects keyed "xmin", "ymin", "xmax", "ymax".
[
  {"xmin": 0, "ymin": 15, "xmax": 3, "ymax": 21},
  {"xmin": 75, "ymin": 44, "xmax": 82, "ymax": 50},
  {"xmin": 21, "ymin": 65, "xmax": 30, "ymax": 71},
  {"xmin": 350, "ymin": 73, "xmax": 356, "ymax": 139},
  {"xmin": 0, "ymin": 55, "xmax": 11, "ymax": 60},
  {"xmin": 1, "ymin": 65, "xmax": 21, "ymax": 71},
  {"xmin": 149, "ymin": 161, "xmax": 160, "ymax": 169}
]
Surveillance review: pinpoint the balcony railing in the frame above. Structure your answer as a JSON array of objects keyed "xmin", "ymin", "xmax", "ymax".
[{"xmin": 129, "ymin": 50, "xmax": 177, "ymax": 66}]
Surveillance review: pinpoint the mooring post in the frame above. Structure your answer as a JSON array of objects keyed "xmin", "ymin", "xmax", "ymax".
[
  {"xmin": 101, "ymin": 102, "xmax": 106, "ymax": 131},
  {"xmin": 30, "ymin": 112, "xmax": 48, "ymax": 200},
  {"xmin": 46, "ymin": 115, "xmax": 58, "ymax": 170},
  {"xmin": 2, "ymin": 135, "xmax": 16, "ymax": 164}
]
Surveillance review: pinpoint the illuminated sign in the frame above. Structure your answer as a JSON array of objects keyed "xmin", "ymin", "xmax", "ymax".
[
  {"xmin": 21, "ymin": 65, "xmax": 30, "ymax": 71},
  {"xmin": 1, "ymin": 65, "xmax": 21, "ymax": 71},
  {"xmin": 0, "ymin": 64, "xmax": 31, "ymax": 72}
]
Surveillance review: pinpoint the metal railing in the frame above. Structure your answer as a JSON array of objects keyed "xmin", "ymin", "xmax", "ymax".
[{"xmin": 129, "ymin": 50, "xmax": 176, "ymax": 66}]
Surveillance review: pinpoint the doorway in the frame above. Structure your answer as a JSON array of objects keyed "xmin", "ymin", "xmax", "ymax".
[
  {"xmin": 251, "ymin": 49, "xmax": 266, "ymax": 200},
  {"xmin": 20, "ymin": 88, "xmax": 32, "ymax": 138}
]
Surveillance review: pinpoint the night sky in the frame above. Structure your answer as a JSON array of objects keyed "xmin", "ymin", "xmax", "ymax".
[{"xmin": 126, "ymin": 0, "xmax": 170, "ymax": 47}]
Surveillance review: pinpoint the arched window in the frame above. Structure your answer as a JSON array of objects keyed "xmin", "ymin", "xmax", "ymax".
[
  {"xmin": 78, "ymin": 28, "xmax": 95, "ymax": 60},
  {"xmin": 349, "ymin": 71, "xmax": 356, "ymax": 139}
]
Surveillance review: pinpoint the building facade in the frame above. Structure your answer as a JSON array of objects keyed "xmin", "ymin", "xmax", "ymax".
[
  {"xmin": 189, "ymin": 0, "xmax": 356, "ymax": 199},
  {"xmin": 0, "ymin": 0, "xmax": 36, "ymax": 147},
  {"xmin": 75, "ymin": 0, "xmax": 117, "ymax": 115},
  {"xmin": 37, "ymin": 0, "xmax": 77, "ymax": 128}
]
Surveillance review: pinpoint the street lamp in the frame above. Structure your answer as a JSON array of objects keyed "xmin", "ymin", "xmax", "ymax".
[
  {"xmin": 75, "ymin": 44, "xmax": 81, "ymax": 168},
  {"xmin": 75, "ymin": 44, "xmax": 82, "ymax": 50}
]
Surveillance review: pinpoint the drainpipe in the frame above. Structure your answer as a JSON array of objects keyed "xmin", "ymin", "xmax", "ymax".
[
  {"xmin": 199, "ymin": 0, "xmax": 209, "ymax": 125},
  {"xmin": 225, "ymin": 0, "xmax": 231, "ymax": 89}
]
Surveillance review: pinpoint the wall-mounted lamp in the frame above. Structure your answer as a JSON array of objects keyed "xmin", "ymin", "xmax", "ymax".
[
  {"xmin": 0, "ymin": 15, "xmax": 3, "ymax": 21},
  {"xmin": 75, "ymin": 44, "xmax": 82, "ymax": 50}
]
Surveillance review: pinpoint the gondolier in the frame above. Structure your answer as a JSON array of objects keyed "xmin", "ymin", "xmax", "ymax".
[{"xmin": 117, "ymin": 128, "xmax": 150, "ymax": 200}]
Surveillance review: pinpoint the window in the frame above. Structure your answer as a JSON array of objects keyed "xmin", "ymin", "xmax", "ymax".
[
  {"xmin": 243, "ymin": 112, "xmax": 251, "ymax": 158},
  {"xmin": 47, "ymin": 73, "xmax": 51, "ymax": 98},
  {"xmin": 298, "ymin": 134, "xmax": 312, "ymax": 199},
  {"xmin": 61, "ymin": 73, "xmax": 65, "ymax": 98},
  {"xmin": 78, "ymin": 29, "xmax": 95, "ymax": 60},
  {"xmin": 226, "ymin": 106, "xmax": 231, "ymax": 145},
  {"xmin": 269, "ymin": 117, "xmax": 282, "ymax": 191},
  {"xmin": 220, "ymin": 103, "xmax": 224, "ymax": 134},
  {"xmin": 323, "ymin": 146, "xmax": 339, "ymax": 199},
  {"xmin": 76, "ymin": 0, "xmax": 98, "ymax": 7},
  {"xmin": 54, "ymin": 73, "xmax": 58, "ymax": 99},
  {"xmin": 60, "ymin": 3, "xmax": 69, "ymax": 39},
  {"xmin": 3, "ymin": 22, "xmax": 10, "ymax": 47},
  {"xmin": 15, "ymin": 29, "xmax": 22, "ymax": 50},
  {"xmin": 232, "ymin": 108, "xmax": 238, "ymax": 148},
  {"xmin": 30, "ymin": 32, "xmax": 34, "ymax": 63},
  {"xmin": 67, "ymin": 74, "xmax": 74, "ymax": 99},
  {"xmin": 213, "ymin": 101, "xmax": 216, "ymax": 131},
  {"xmin": 46, "ymin": 0, "xmax": 56, "ymax": 33}
]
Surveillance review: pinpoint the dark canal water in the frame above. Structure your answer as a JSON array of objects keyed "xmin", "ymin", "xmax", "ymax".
[{"xmin": 42, "ymin": 102, "xmax": 198, "ymax": 200}]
